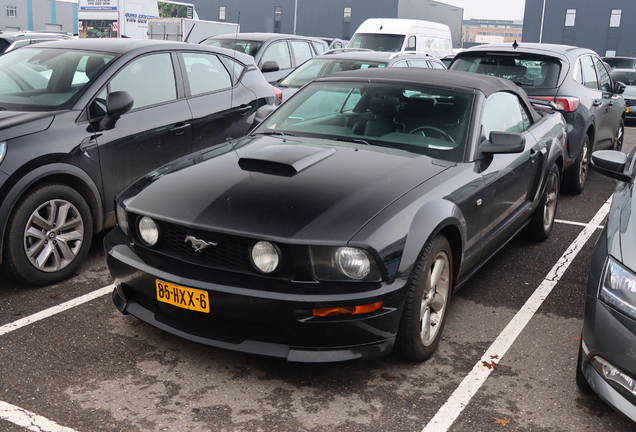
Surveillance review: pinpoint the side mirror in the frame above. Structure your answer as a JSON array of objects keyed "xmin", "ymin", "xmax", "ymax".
[
  {"xmin": 99, "ymin": 91, "xmax": 134, "ymax": 130},
  {"xmin": 591, "ymin": 150, "xmax": 631, "ymax": 182},
  {"xmin": 614, "ymin": 81, "xmax": 626, "ymax": 94},
  {"xmin": 480, "ymin": 131, "xmax": 526, "ymax": 154},
  {"xmin": 261, "ymin": 61, "xmax": 280, "ymax": 73}
]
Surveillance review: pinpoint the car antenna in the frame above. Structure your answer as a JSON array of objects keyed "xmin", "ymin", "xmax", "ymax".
[
  {"xmin": 512, "ymin": 40, "xmax": 518, "ymax": 49},
  {"xmin": 229, "ymin": 12, "xmax": 240, "ymax": 138}
]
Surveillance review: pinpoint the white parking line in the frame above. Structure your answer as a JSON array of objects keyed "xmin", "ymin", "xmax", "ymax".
[
  {"xmin": 555, "ymin": 219, "xmax": 604, "ymax": 230},
  {"xmin": 0, "ymin": 400, "xmax": 79, "ymax": 432},
  {"xmin": 0, "ymin": 285, "xmax": 113, "ymax": 337},
  {"xmin": 422, "ymin": 197, "xmax": 612, "ymax": 432},
  {"xmin": 0, "ymin": 284, "xmax": 112, "ymax": 432}
]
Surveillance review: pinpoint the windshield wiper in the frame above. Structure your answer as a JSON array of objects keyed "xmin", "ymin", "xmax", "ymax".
[
  {"xmin": 335, "ymin": 137, "xmax": 395, "ymax": 148},
  {"xmin": 255, "ymin": 131, "xmax": 296, "ymax": 137}
]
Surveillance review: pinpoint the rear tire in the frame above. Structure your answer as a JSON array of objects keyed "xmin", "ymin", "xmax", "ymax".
[
  {"xmin": 613, "ymin": 118, "xmax": 624, "ymax": 152},
  {"xmin": 395, "ymin": 235, "xmax": 452, "ymax": 362},
  {"xmin": 528, "ymin": 165, "xmax": 560, "ymax": 241},
  {"xmin": 563, "ymin": 134, "xmax": 590, "ymax": 195},
  {"xmin": 3, "ymin": 183, "xmax": 93, "ymax": 286}
]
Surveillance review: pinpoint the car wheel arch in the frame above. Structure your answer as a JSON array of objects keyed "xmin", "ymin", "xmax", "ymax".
[{"xmin": 0, "ymin": 164, "xmax": 103, "ymax": 265}]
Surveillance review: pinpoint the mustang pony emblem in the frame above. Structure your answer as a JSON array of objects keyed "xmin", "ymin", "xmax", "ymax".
[{"xmin": 184, "ymin": 235, "xmax": 217, "ymax": 252}]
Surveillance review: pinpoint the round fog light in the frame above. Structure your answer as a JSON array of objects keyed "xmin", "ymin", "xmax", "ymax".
[
  {"xmin": 336, "ymin": 247, "xmax": 371, "ymax": 280},
  {"xmin": 138, "ymin": 216, "xmax": 159, "ymax": 246},
  {"xmin": 251, "ymin": 241, "xmax": 279, "ymax": 273}
]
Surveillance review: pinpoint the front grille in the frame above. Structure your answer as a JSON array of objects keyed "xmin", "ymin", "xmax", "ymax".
[
  {"xmin": 145, "ymin": 219, "xmax": 295, "ymax": 277},
  {"xmin": 626, "ymin": 99, "xmax": 636, "ymax": 107}
]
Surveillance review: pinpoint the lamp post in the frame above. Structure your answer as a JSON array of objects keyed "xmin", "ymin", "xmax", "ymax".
[
  {"xmin": 293, "ymin": 0, "xmax": 298, "ymax": 35},
  {"xmin": 539, "ymin": 0, "xmax": 547, "ymax": 42}
]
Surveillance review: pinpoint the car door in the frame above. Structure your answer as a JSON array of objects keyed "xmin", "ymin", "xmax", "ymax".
[
  {"xmin": 477, "ymin": 91, "xmax": 541, "ymax": 259},
  {"xmin": 91, "ymin": 52, "xmax": 193, "ymax": 212},
  {"xmin": 579, "ymin": 55, "xmax": 609, "ymax": 149},
  {"xmin": 593, "ymin": 56, "xmax": 623, "ymax": 148},
  {"xmin": 259, "ymin": 40, "xmax": 293, "ymax": 84},
  {"xmin": 180, "ymin": 51, "xmax": 257, "ymax": 153}
]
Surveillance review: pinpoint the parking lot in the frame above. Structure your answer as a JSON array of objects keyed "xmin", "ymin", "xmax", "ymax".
[{"xmin": 1, "ymin": 122, "xmax": 635, "ymax": 432}]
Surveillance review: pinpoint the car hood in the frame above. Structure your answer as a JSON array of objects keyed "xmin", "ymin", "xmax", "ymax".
[
  {"xmin": 0, "ymin": 111, "xmax": 54, "ymax": 141},
  {"xmin": 122, "ymin": 135, "xmax": 452, "ymax": 243}
]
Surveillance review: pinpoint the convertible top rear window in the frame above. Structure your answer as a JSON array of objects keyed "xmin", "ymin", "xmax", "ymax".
[
  {"xmin": 452, "ymin": 54, "xmax": 561, "ymax": 89},
  {"xmin": 255, "ymin": 81, "xmax": 473, "ymax": 163}
]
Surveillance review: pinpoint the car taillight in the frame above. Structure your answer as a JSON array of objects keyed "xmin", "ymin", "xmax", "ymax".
[
  {"xmin": 273, "ymin": 87, "xmax": 283, "ymax": 105},
  {"xmin": 533, "ymin": 96, "xmax": 580, "ymax": 113}
]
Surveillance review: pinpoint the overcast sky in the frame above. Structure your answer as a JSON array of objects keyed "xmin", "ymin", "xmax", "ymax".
[{"xmin": 442, "ymin": 0, "xmax": 526, "ymax": 21}]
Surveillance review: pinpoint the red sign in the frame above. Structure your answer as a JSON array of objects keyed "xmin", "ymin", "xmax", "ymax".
[
  {"xmin": 78, "ymin": 21, "xmax": 83, "ymax": 30},
  {"xmin": 112, "ymin": 22, "xmax": 119, "ymax": 32}
]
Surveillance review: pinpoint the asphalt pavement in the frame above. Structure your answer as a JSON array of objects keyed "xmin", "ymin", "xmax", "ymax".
[{"xmin": 1, "ymin": 122, "xmax": 636, "ymax": 432}]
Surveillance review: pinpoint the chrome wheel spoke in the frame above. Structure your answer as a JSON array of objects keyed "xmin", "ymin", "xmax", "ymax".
[{"xmin": 419, "ymin": 251, "xmax": 450, "ymax": 346}]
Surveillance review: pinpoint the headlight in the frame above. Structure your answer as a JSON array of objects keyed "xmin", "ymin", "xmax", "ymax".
[
  {"xmin": 116, "ymin": 202, "xmax": 129, "ymax": 236},
  {"xmin": 310, "ymin": 246, "xmax": 382, "ymax": 282},
  {"xmin": 0, "ymin": 142, "xmax": 6, "ymax": 165},
  {"xmin": 251, "ymin": 241, "xmax": 280, "ymax": 273},
  {"xmin": 601, "ymin": 256, "xmax": 636, "ymax": 320},
  {"xmin": 138, "ymin": 216, "xmax": 159, "ymax": 246}
]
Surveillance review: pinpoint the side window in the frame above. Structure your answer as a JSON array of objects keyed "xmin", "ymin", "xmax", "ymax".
[
  {"xmin": 580, "ymin": 55, "xmax": 599, "ymax": 90},
  {"xmin": 408, "ymin": 60, "xmax": 431, "ymax": 68},
  {"xmin": 430, "ymin": 61, "xmax": 446, "ymax": 70},
  {"xmin": 573, "ymin": 58, "xmax": 583, "ymax": 84},
  {"xmin": 89, "ymin": 88, "xmax": 108, "ymax": 118},
  {"xmin": 261, "ymin": 41, "xmax": 292, "ymax": 69},
  {"xmin": 223, "ymin": 57, "xmax": 246, "ymax": 82},
  {"xmin": 392, "ymin": 60, "xmax": 410, "ymax": 68},
  {"xmin": 182, "ymin": 52, "xmax": 232, "ymax": 96},
  {"xmin": 481, "ymin": 92, "xmax": 527, "ymax": 139},
  {"xmin": 312, "ymin": 41, "xmax": 326, "ymax": 55},
  {"xmin": 593, "ymin": 57, "xmax": 612, "ymax": 92},
  {"xmin": 109, "ymin": 53, "xmax": 176, "ymax": 110},
  {"xmin": 290, "ymin": 41, "xmax": 313, "ymax": 65},
  {"xmin": 406, "ymin": 36, "xmax": 416, "ymax": 51}
]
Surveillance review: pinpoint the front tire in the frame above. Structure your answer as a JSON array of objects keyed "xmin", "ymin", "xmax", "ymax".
[
  {"xmin": 395, "ymin": 235, "xmax": 453, "ymax": 362},
  {"xmin": 4, "ymin": 183, "xmax": 93, "ymax": 286},
  {"xmin": 528, "ymin": 165, "xmax": 560, "ymax": 241},
  {"xmin": 563, "ymin": 134, "xmax": 590, "ymax": 195}
]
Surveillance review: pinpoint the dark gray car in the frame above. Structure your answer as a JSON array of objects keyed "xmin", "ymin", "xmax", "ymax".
[
  {"xmin": 200, "ymin": 33, "xmax": 329, "ymax": 85},
  {"xmin": 577, "ymin": 149, "xmax": 636, "ymax": 422},
  {"xmin": 451, "ymin": 43, "xmax": 627, "ymax": 194}
]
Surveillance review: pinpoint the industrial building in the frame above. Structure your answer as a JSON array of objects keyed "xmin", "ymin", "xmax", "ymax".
[
  {"xmin": 189, "ymin": 0, "xmax": 465, "ymax": 48},
  {"xmin": 523, "ymin": 0, "xmax": 636, "ymax": 57},
  {"xmin": 462, "ymin": 19, "xmax": 523, "ymax": 44},
  {"xmin": 1, "ymin": 0, "xmax": 77, "ymax": 33}
]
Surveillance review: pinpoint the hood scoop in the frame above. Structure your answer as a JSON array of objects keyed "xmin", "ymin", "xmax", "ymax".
[{"xmin": 239, "ymin": 144, "xmax": 336, "ymax": 177}]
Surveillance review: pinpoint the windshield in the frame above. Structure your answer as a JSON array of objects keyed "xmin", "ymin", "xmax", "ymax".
[
  {"xmin": 0, "ymin": 47, "xmax": 115, "ymax": 111},
  {"xmin": 451, "ymin": 54, "xmax": 561, "ymax": 88},
  {"xmin": 201, "ymin": 39, "xmax": 263, "ymax": 58},
  {"xmin": 348, "ymin": 33, "xmax": 405, "ymax": 52},
  {"xmin": 611, "ymin": 69, "xmax": 636, "ymax": 85},
  {"xmin": 604, "ymin": 58, "xmax": 636, "ymax": 69},
  {"xmin": 279, "ymin": 58, "xmax": 387, "ymax": 88},
  {"xmin": 253, "ymin": 81, "xmax": 472, "ymax": 163}
]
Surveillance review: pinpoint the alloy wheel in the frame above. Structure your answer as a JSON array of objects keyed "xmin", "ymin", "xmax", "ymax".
[
  {"xmin": 23, "ymin": 199, "xmax": 84, "ymax": 272},
  {"xmin": 419, "ymin": 251, "xmax": 451, "ymax": 346}
]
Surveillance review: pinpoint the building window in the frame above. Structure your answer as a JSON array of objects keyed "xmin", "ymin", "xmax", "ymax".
[
  {"xmin": 344, "ymin": 7, "xmax": 351, "ymax": 23},
  {"xmin": 606, "ymin": 50, "xmax": 616, "ymax": 57},
  {"xmin": 274, "ymin": 6, "xmax": 282, "ymax": 33},
  {"xmin": 565, "ymin": 9, "xmax": 576, "ymax": 27},
  {"xmin": 7, "ymin": 6, "xmax": 17, "ymax": 18},
  {"xmin": 610, "ymin": 10, "xmax": 621, "ymax": 27},
  {"xmin": 219, "ymin": 6, "xmax": 225, "ymax": 21}
]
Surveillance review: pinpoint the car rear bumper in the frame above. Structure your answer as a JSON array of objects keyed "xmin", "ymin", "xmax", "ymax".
[{"xmin": 105, "ymin": 228, "xmax": 407, "ymax": 362}]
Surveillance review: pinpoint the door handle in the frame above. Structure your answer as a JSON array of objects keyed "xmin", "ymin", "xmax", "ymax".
[
  {"xmin": 170, "ymin": 123, "xmax": 191, "ymax": 135},
  {"xmin": 530, "ymin": 149, "xmax": 540, "ymax": 162},
  {"xmin": 592, "ymin": 100, "xmax": 603, "ymax": 107}
]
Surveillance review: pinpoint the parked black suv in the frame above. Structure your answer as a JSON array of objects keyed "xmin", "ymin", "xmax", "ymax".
[
  {"xmin": 451, "ymin": 43, "xmax": 626, "ymax": 193},
  {"xmin": 0, "ymin": 39, "xmax": 278, "ymax": 285}
]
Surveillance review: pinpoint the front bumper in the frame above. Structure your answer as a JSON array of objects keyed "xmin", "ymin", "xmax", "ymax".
[
  {"xmin": 105, "ymin": 228, "xmax": 408, "ymax": 363},
  {"xmin": 580, "ymin": 297, "xmax": 636, "ymax": 422}
]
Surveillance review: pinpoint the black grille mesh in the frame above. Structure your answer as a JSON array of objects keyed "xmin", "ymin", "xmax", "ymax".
[{"xmin": 143, "ymin": 219, "xmax": 295, "ymax": 277}]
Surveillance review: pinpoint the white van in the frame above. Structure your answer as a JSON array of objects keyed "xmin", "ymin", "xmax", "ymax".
[{"xmin": 348, "ymin": 18, "xmax": 452, "ymax": 58}]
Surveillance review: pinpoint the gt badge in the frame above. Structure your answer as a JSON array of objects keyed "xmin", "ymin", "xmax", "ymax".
[{"xmin": 185, "ymin": 235, "xmax": 217, "ymax": 252}]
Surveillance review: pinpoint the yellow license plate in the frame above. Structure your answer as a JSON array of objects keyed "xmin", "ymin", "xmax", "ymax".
[{"xmin": 156, "ymin": 280, "xmax": 210, "ymax": 313}]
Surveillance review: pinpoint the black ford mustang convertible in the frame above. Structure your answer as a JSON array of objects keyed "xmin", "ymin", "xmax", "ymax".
[{"xmin": 106, "ymin": 68, "xmax": 567, "ymax": 362}]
